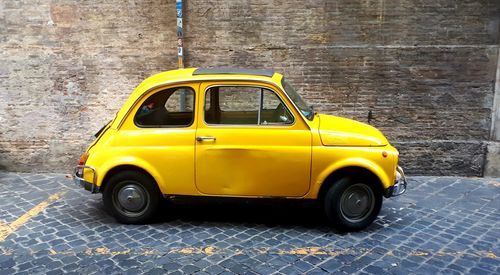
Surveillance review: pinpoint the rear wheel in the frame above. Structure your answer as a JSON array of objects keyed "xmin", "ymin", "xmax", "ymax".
[
  {"xmin": 103, "ymin": 171, "xmax": 161, "ymax": 224},
  {"xmin": 324, "ymin": 177, "xmax": 382, "ymax": 231}
]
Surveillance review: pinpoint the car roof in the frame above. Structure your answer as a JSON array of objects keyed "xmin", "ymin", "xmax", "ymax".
[{"xmin": 133, "ymin": 68, "xmax": 282, "ymax": 94}]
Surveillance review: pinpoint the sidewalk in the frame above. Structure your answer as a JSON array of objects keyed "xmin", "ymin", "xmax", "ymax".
[{"xmin": 0, "ymin": 173, "xmax": 498, "ymax": 274}]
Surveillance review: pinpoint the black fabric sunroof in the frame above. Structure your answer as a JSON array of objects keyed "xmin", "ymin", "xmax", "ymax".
[{"xmin": 192, "ymin": 68, "xmax": 275, "ymax": 77}]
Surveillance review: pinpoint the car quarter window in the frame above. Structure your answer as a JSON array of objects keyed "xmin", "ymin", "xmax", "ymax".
[
  {"xmin": 135, "ymin": 87, "xmax": 195, "ymax": 127},
  {"xmin": 204, "ymin": 86, "xmax": 294, "ymax": 125}
]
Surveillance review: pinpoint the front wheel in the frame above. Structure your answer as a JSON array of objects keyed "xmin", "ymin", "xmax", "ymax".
[
  {"xmin": 103, "ymin": 171, "xmax": 161, "ymax": 224},
  {"xmin": 324, "ymin": 177, "xmax": 382, "ymax": 231}
]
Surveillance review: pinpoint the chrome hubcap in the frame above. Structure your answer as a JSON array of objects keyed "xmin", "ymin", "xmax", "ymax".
[
  {"xmin": 340, "ymin": 183, "xmax": 375, "ymax": 223},
  {"xmin": 117, "ymin": 184, "xmax": 147, "ymax": 212}
]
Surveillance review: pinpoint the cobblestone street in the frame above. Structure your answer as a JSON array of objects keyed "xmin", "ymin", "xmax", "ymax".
[{"xmin": 0, "ymin": 172, "xmax": 498, "ymax": 274}]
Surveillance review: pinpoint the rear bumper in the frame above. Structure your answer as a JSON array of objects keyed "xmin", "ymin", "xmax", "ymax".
[
  {"xmin": 73, "ymin": 165, "xmax": 100, "ymax": 193},
  {"xmin": 384, "ymin": 166, "xmax": 407, "ymax": 198}
]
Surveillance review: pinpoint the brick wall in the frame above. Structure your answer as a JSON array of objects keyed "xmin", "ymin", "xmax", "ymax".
[
  {"xmin": 0, "ymin": 0, "xmax": 499, "ymax": 175},
  {"xmin": 0, "ymin": 0, "xmax": 177, "ymax": 171}
]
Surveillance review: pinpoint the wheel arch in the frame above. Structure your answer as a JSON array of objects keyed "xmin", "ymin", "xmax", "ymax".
[
  {"xmin": 316, "ymin": 165, "xmax": 385, "ymax": 203},
  {"xmin": 99, "ymin": 163, "xmax": 164, "ymax": 194}
]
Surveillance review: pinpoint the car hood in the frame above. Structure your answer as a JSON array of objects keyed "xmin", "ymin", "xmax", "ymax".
[{"xmin": 318, "ymin": 114, "xmax": 388, "ymax": 146}]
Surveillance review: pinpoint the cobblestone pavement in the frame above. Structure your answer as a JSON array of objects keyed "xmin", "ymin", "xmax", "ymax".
[{"xmin": 0, "ymin": 172, "xmax": 498, "ymax": 275}]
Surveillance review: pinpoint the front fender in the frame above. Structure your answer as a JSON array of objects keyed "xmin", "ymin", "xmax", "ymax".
[{"xmin": 311, "ymin": 157, "xmax": 392, "ymax": 198}]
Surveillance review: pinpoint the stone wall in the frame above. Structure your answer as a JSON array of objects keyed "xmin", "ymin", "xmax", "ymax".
[
  {"xmin": 0, "ymin": 0, "xmax": 177, "ymax": 171},
  {"xmin": 0, "ymin": 0, "xmax": 499, "ymax": 175}
]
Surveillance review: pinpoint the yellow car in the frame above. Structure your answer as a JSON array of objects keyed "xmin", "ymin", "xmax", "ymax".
[{"xmin": 74, "ymin": 68, "xmax": 407, "ymax": 231}]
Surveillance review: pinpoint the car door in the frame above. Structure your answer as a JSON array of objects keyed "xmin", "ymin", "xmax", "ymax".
[{"xmin": 195, "ymin": 81, "xmax": 312, "ymax": 197}]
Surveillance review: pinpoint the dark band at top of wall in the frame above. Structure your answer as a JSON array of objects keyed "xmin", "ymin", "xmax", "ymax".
[{"xmin": 193, "ymin": 68, "xmax": 275, "ymax": 77}]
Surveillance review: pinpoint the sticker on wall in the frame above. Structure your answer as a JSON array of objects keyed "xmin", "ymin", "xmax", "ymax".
[{"xmin": 176, "ymin": 0, "xmax": 182, "ymax": 18}]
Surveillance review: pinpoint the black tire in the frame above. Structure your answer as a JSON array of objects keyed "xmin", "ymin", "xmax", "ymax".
[
  {"xmin": 103, "ymin": 171, "xmax": 161, "ymax": 224},
  {"xmin": 324, "ymin": 177, "xmax": 382, "ymax": 232}
]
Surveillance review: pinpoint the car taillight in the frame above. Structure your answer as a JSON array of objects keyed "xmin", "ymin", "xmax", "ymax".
[{"xmin": 79, "ymin": 152, "xmax": 89, "ymax": 165}]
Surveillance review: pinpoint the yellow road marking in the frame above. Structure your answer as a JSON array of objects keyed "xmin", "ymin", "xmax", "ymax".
[
  {"xmin": 3, "ymin": 245, "xmax": 493, "ymax": 260},
  {"xmin": 0, "ymin": 191, "xmax": 66, "ymax": 242},
  {"xmin": 413, "ymin": 251, "xmax": 429, "ymax": 256},
  {"xmin": 482, "ymin": 251, "xmax": 499, "ymax": 259},
  {"xmin": 0, "ymin": 244, "xmax": 498, "ymax": 262},
  {"xmin": 487, "ymin": 180, "xmax": 500, "ymax": 187},
  {"xmin": 277, "ymin": 247, "xmax": 360, "ymax": 256}
]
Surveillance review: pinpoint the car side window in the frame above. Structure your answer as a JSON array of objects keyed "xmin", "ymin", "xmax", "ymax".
[
  {"xmin": 204, "ymin": 86, "xmax": 294, "ymax": 125},
  {"xmin": 260, "ymin": 89, "xmax": 294, "ymax": 125},
  {"xmin": 135, "ymin": 87, "xmax": 195, "ymax": 127}
]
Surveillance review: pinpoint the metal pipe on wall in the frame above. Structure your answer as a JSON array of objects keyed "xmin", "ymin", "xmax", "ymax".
[
  {"xmin": 176, "ymin": 0, "xmax": 187, "ymax": 111},
  {"xmin": 176, "ymin": 0, "xmax": 183, "ymax": 69}
]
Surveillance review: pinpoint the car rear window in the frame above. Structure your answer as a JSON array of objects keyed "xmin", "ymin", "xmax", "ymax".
[{"xmin": 135, "ymin": 87, "xmax": 195, "ymax": 127}]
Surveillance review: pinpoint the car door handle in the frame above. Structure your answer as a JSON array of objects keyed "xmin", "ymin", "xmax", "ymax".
[{"xmin": 196, "ymin": 136, "xmax": 216, "ymax": 142}]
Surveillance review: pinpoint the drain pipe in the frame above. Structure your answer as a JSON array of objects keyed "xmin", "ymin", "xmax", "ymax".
[
  {"xmin": 176, "ymin": 0, "xmax": 187, "ymax": 111},
  {"xmin": 176, "ymin": 0, "xmax": 184, "ymax": 69}
]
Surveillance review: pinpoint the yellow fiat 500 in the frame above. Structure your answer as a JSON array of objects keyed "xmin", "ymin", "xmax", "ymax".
[{"xmin": 74, "ymin": 68, "xmax": 407, "ymax": 231}]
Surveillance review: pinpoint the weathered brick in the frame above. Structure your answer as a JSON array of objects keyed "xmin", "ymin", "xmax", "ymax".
[{"xmin": 0, "ymin": 0, "xmax": 499, "ymax": 175}]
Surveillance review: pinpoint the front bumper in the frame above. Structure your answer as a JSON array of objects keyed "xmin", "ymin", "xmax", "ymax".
[
  {"xmin": 384, "ymin": 166, "xmax": 407, "ymax": 198},
  {"xmin": 73, "ymin": 165, "xmax": 99, "ymax": 193}
]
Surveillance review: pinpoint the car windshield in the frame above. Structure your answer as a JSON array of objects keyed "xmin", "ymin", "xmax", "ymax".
[{"xmin": 281, "ymin": 78, "xmax": 314, "ymax": 120}]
